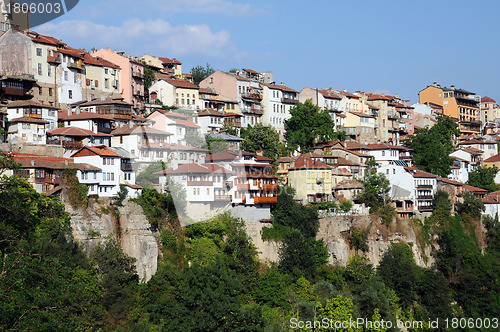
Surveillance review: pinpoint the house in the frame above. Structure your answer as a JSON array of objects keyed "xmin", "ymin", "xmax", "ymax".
[
  {"xmin": 344, "ymin": 111, "xmax": 376, "ymax": 144},
  {"xmin": 287, "ymin": 156, "xmax": 333, "ymax": 204},
  {"xmin": 482, "ymin": 190, "xmax": 500, "ymax": 219},
  {"xmin": 480, "ymin": 96, "xmax": 500, "ymax": 131},
  {"xmin": 7, "ymin": 116, "xmax": 48, "ymax": 145},
  {"xmin": 81, "ymin": 51, "xmax": 121, "ymax": 101},
  {"xmin": 149, "ymin": 76, "xmax": 200, "ymax": 110},
  {"xmin": 457, "ymin": 138, "xmax": 497, "ymax": 162},
  {"xmin": 71, "ymin": 145, "xmax": 122, "ymax": 197},
  {"xmin": 157, "ymin": 150, "xmax": 277, "ymax": 222},
  {"xmin": 58, "ymin": 109, "xmax": 114, "ymax": 135},
  {"xmin": 0, "ymin": 30, "xmax": 35, "ymax": 104},
  {"xmin": 261, "ymin": 83, "xmax": 299, "ymax": 136},
  {"xmin": 73, "ymin": 97, "xmax": 134, "ymax": 127},
  {"xmin": 332, "ymin": 179, "xmax": 363, "ymax": 202},
  {"xmin": 299, "ymin": 88, "xmax": 343, "ymax": 131},
  {"xmin": 205, "ymin": 132, "xmax": 244, "ymax": 151},
  {"xmin": 6, "ymin": 151, "xmax": 100, "ymax": 196},
  {"xmin": 47, "ymin": 127, "xmax": 112, "ymax": 156},
  {"xmin": 7, "ymin": 100, "xmax": 59, "ymax": 131},
  {"xmin": 419, "ymin": 82, "xmax": 480, "ymax": 137},
  {"xmin": 147, "ymin": 110, "xmax": 200, "ymax": 145},
  {"xmin": 91, "ymin": 49, "xmax": 145, "ymax": 112}
]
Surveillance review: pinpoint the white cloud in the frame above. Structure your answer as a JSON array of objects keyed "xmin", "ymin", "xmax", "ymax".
[{"xmin": 37, "ymin": 19, "xmax": 234, "ymax": 57}]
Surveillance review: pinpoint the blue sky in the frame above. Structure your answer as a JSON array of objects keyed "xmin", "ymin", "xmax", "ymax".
[{"xmin": 38, "ymin": 0, "xmax": 500, "ymax": 103}]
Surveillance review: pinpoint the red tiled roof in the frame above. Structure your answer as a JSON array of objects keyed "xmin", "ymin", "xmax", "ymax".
[
  {"xmin": 243, "ymin": 68, "xmax": 260, "ymax": 75},
  {"xmin": 72, "ymin": 145, "xmax": 120, "ymax": 158},
  {"xmin": 481, "ymin": 96, "xmax": 496, "ymax": 104},
  {"xmin": 463, "ymin": 184, "xmax": 488, "ymax": 194},
  {"xmin": 262, "ymin": 83, "xmax": 298, "ymax": 93},
  {"xmin": 412, "ymin": 170, "xmax": 437, "ymax": 178},
  {"xmin": 198, "ymin": 109, "xmax": 225, "ymax": 117},
  {"xmin": 199, "ymin": 87, "xmax": 218, "ymax": 95},
  {"xmin": 7, "ymin": 100, "xmax": 59, "ymax": 109},
  {"xmin": 349, "ymin": 111, "xmax": 374, "ymax": 118},
  {"xmin": 10, "ymin": 152, "xmax": 101, "ymax": 171},
  {"xmin": 158, "ymin": 57, "xmax": 182, "ymax": 65},
  {"xmin": 338, "ymin": 90, "xmax": 360, "ymax": 99},
  {"xmin": 366, "ymin": 103, "xmax": 380, "ymax": 110},
  {"xmin": 289, "ymin": 156, "xmax": 332, "ymax": 170},
  {"xmin": 460, "ymin": 147, "xmax": 484, "ymax": 155},
  {"xmin": 317, "ymin": 88, "xmax": 342, "ymax": 99},
  {"xmin": 111, "ymin": 125, "xmax": 172, "ymax": 136},
  {"xmin": 9, "ymin": 116, "xmax": 48, "ymax": 124},
  {"xmin": 126, "ymin": 183, "xmax": 142, "ymax": 189},
  {"xmin": 205, "ymin": 150, "xmax": 239, "ymax": 162},
  {"xmin": 365, "ymin": 143, "xmax": 410, "ymax": 151},
  {"xmin": 164, "ymin": 78, "xmax": 199, "ymax": 89},
  {"xmin": 155, "ymin": 163, "xmax": 217, "ymax": 175},
  {"xmin": 484, "ymin": 154, "xmax": 500, "ymax": 162},
  {"xmin": 24, "ymin": 31, "xmax": 65, "ymax": 46},
  {"xmin": 437, "ymin": 176, "xmax": 463, "ymax": 186},
  {"xmin": 334, "ymin": 179, "xmax": 363, "ymax": 190},
  {"xmin": 48, "ymin": 127, "xmax": 111, "ymax": 137}
]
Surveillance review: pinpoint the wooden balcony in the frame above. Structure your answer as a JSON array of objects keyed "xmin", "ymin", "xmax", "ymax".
[
  {"xmin": 47, "ymin": 55, "xmax": 61, "ymax": 64},
  {"xmin": 241, "ymin": 93, "xmax": 262, "ymax": 100},
  {"xmin": 62, "ymin": 141, "xmax": 82, "ymax": 149},
  {"xmin": 417, "ymin": 195, "xmax": 433, "ymax": 200},
  {"xmin": 67, "ymin": 62, "xmax": 85, "ymax": 70},
  {"xmin": 418, "ymin": 206, "xmax": 433, "ymax": 212},
  {"xmin": 35, "ymin": 177, "xmax": 60, "ymax": 185},
  {"xmin": 261, "ymin": 184, "xmax": 277, "ymax": 191},
  {"xmin": 281, "ymin": 97, "xmax": 299, "ymax": 104},
  {"xmin": 253, "ymin": 196, "xmax": 277, "ymax": 204}
]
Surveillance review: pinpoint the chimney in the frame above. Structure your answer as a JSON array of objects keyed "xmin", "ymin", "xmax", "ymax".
[
  {"xmin": 433, "ymin": 82, "xmax": 437, "ymax": 87},
  {"xmin": 451, "ymin": 85, "xmax": 455, "ymax": 90},
  {"xmin": 31, "ymin": 159, "xmax": 35, "ymax": 166},
  {"xmin": 280, "ymin": 82, "xmax": 285, "ymax": 86},
  {"xmin": 256, "ymin": 150, "xmax": 263, "ymax": 156}
]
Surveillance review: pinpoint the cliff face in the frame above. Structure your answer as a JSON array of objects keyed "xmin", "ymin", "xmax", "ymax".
[
  {"xmin": 65, "ymin": 198, "xmax": 158, "ymax": 282},
  {"xmin": 247, "ymin": 216, "xmax": 435, "ymax": 268}
]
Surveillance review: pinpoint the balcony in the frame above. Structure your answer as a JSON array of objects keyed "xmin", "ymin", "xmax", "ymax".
[
  {"xmin": 253, "ymin": 196, "xmax": 277, "ymax": 204},
  {"xmin": 344, "ymin": 127, "xmax": 357, "ymax": 135},
  {"xmin": 35, "ymin": 177, "xmax": 60, "ymax": 185},
  {"xmin": 132, "ymin": 71, "xmax": 144, "ymax": 78},
  {"xmin": 388, "ymin": 111, "xmax": 398, "ymax": 119},
  {"xmin": 281, "ymin": 97, "xmax": 299, "ymax": 104},
  {"xmin": 97, "ymin": 127, "xmax": 112, "ymax": 134},
  {"xmin": 241, "ymin": 93, "xmax": 262, "ymax": 100},
  {"xmin": 62, "ymin": 141, "xmax": 82, "ymax": 149},
  {"xmin": 418, "ymin": 206, "xmax": 433, "ymax": 212},
  {"xmin": 417, "ymin": 184, "xmax": 433, "ymax": 189},
  {"xmin": 225, "ymin": 180, "xmax": 233, "ymax": 188},
  {"xmin": 67, "ymin": 61, "xmax": 85, "ymax": 70},
  {"xmin": 261, "ymin": 184, "xmax": 277, "ymax": 191},
  {"xmin": 417, "ymin": 195, "xmax": 433, "ymax": 200},
  {"xmin": 47, "ymin": 55, "xmax": 61, "ymax": 64},
  {"xmin": 187, "ymin": 180, "xmax": 213, "ymax": 186},
  {"xmin": 121, "ymin": 163, "xmax": 133, "ymax": 171},
  {"xmin": 214, "ymin": 195, "xmax": 230, "ymax": 201}
]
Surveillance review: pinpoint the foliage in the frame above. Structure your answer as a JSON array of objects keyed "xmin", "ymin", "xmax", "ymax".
[
  {"xmin": 64, "ymin": 168, "xmax": 88, "ymax": 209},
  {"xmin": 272, "ymin": 186, "xmax": 319, "ymax": 239},
  {"xmin": 378, "ymin": 203, "xmax": 397, "ymax": 226},
  {"xmin": 303, "ymin": 295, "xmax": 355, "ymax": 332},
  {"xmin": 143, "ymin": 65, "xmax": 156, "ymax": 96},
  {"xmin": 115, "ymin": 183, "xmax": 128, "ymax": 206},
  {"xmin": 134, "ymin": 188, "xmax": 178, "ymax": 231},
  {"xmin": 205, "ymin": 135, "xmax": 228, "ymax": 153},
  {"xmin": 253, "ymin": 267, "xmax": 288, "ymax": 308},
  {"xmin": 191, "ymin": 63, "xmax": 215, "ymax": 86},
  {"xmin": 377, "ymin": 243, "xmax": 421, "ymax": 307},
  {"xmin": 339, "ymin": 199, "xmax": 353, "ymax": 212},
  {"xmin": 184, "ymin": 129, "xmax": 207, "ymax": 148},
  {"xmin": 0, "ymin": 151, "xmax": 19, "ymax": 175},
  {"xmin": 136, "ymin": 161, "xmax": 166, "ymax": 188},
  {"xmin": 279, "ymin": 230, "xmax": 319, "ymax": 278},
  {"xmin": 284, "ymin": 99, "xmax": 336, "ymax": 152},
  {"xmin": 261, "ymin": 222, "xmax": 290, "ymax": 242},
  {"xmin": 356, "ymin": 169, "xmax": 390, "ymax": 212},
  {"xmin": 466, "ymin": 165, "xmax": 500, "ymax": 192},
  {"xmin": 241, "ymin": 123, "xmax": 281, "ymax": 160},
  {"xmin": 455, "ymin": 191, "xmax": 485, "ymax": 219},
  {"xmin": 344, "ymin": 255, "xmax": 374, "ymax": 285},
  {"xmin": 404, "ymin": 115, "xmax": 460, "ymax": 177},
  {"xmin": 348, "ymin": 227, "xmax": 369, "ymax": 253},
  {"xmin": 431, "ymin": 190, "xmax": 452, "ymax": 225}
]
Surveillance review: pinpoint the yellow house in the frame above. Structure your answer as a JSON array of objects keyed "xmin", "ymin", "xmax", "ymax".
[
  {"xmin": 287, "ymin": 156, "xmax": 333, "ymax": 204},
  {"xmin": 419, "ymin": 82, "xmax": 480, "ymax": 137},
  {"xmin": 484, "ymin": 154, "xmax": 500, "ymax": 169}
]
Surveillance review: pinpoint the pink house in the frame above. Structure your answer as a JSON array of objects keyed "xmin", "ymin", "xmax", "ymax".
[{"xmin": 91, "ymin": 49, "xmax": 145, "ymax": 113}]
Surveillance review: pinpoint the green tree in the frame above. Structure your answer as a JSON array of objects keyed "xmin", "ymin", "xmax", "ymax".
[
  {"xmin": 279, "ymin": 230, "xmax": 318, "ymax": 277},
  {"xmin": 143, "ymin": 65, "xmax": 156, "ymax": 97},
  {"xmin": 284, "ymin": 99, "xmax": 335, "ymax": 152},
  {"xmin": 466, "ymin": 165, "xmax": 500, "ymax": 192},
  {"xmin": 191, "ymin": 63, "xmax": 215, "ymax": 86},
  {"xmin": 455, "ymin": 191, "xmax": 485, "ymax": 219},
  {"xmin": 205, "ymin": 135, "xmax": 228, "ymax": 153},
  {"xmin": 136, "ymin": 161, "xmax": 166, "ymax": 188},
  {"xmin": 356, "ymin": 170, "xmax": 390, "ymax": 212},
  {"xmin": 184, "ymin": 129, "xmax": 207, "ymax": 148},
  {"xmin": 339, "ymin": 199, "xmax": 353, "ymax": 212},
  {"xmin": 404, "ymin": 115, "xmax": 460, "ymax": 177},
  {"xmin": 344, "ymin": 255, "xmax": 374, "ymax": 285},
  {"xmin": 241, "ymin": 123, "xmax": 281, "ymax": 160},
  {"xmin": 377, "ymin": 243, "xmax": 421, "ymax": 307}
]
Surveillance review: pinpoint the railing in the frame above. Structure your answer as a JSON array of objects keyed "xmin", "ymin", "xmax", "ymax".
[
  {"xmin": 132, "ymin": 71, "xmax": 144, "ymax": 78},
  {"xmin": 97, "ymin": 127, "xmax": 112, "ymax": 134},
  {"xmin": 47, "ymin": 55, "xmax": 61, "ymax": 64},
  {"xmin": 121, "ymin": 163, "xmax": 133, "ymax": 171},
  {"xmin": 253, "ymin": 196, "xmax": 277, "ymax": 204},
  {"xmin": 261, "ymin": 184, "xmax": 277, "ymax": 190},
  {"xmin": 241, "ymin": 93, "xmax": 262, "ymax": 100},
  {"xmin": 67, "ymin": 62, "xmax": 85, "ymax": 70},
  {"xmin": 281, "ymin": 97, "xmax": 299, "ymax": 104},
  {"xmin": 417, "ymin": 195, "xmax": 433, "ymax": 200},
  {"xmin": 62, "ymin": 141, "xmax": 82, "ymax": 149},
  {"xmin": 416, "ymin": 185, "xmax": 433, "ymax": 189},
  {"xmin": 388, "ymin": 111, "xmax": 398, "ymax": 119},
  {"xmin": 418, "ymin": 206, "xmax": 433, "ymax": 212},
  {"xmin": 35, "ymin": 177, "xmax": 60, "ymax": 185}
]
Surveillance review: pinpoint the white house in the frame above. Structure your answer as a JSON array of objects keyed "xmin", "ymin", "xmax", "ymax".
[
  {"xmin": 261, "ymin": 83, "xmax": 299, "ymax": 137},
  {"xmin": 147, "ymin": 110, "xmax": 200, "ymax": 145},
  {"xmin": 7, "ymin": 100, "xmax": 58, "ymax": 131},
  {"xmin": 72, "ymin": 145, "xmax": 122, "ymax": 197},
  {"xmin": 7, "ymin": 116, "xmax": 48, "ymax": 145}
]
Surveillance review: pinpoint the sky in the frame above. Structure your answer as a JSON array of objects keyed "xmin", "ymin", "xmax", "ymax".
[{"xmin": 37, "ymin": 0, "xmax": 500, "ymax": 104}]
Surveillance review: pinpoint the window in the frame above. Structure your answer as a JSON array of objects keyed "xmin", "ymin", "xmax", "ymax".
[
  {"xmin": 39, "ymin": 87, "xmax": 42, "ymax": 95},
  {"xmin": 38, "ymin": 64, "xmax": 42, "ymax": 75},
  {"xmin": 105, "ymin": 78, "xmax": 109, "ymax": 89},
  {"xmin": 69, "ymin": 90, "xmax": 73, "ymax": 99},
  {"xmin": 64, "ymin": 71, "xmax": 68, "ymax": 81},
  {"xmin": 36, "ymin": 48, "xmax": 42, "ymax": 56},
  {"xmin": 48, "ymin": 65, "xmax": 51, "ymax": 77},
  {"xmin": 105, "ymin": 68, "xmax": 108, "ymax": 74}
]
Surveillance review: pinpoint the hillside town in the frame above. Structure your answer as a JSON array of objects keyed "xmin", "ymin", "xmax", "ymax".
[{"xmin": 2, "ymin": 27, "xmax": 500, "ymax": 223}]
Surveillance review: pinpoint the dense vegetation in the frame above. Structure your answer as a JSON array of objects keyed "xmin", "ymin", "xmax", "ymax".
[{"xmin": 1, "ymin": 169, "xmax": 499, "ymax": 330}]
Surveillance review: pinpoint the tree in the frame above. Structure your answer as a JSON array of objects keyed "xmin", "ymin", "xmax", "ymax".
[
  {"xmin": 143, "ymin": 65, "xmax": 156, "ymax": 97},
  {"xmin": 466, "ymin": 165, "xmax": 500, "ymax": 193},
  {"xmin": 284, "ymin": 99, "xmax": 335, "ymax": 152},
  {"xmin": 455, "ymin": 191, "xmax": 485, "ymax": 219},
  {"xmin": 279, "ymin": 230, "xmax": 318, "ymax": 277},
  {"xmin": 205, "ymin": 135, "xmax": 228, "ymax": 153},
  {"xmin": 241, "ymin": 123, "xmax": 281, "ymax": 160},
  {"xmin": 184, "ymin": 129, "xmax": 207, "ymax": 148},
  {"xmin": 191, "ymin": 63, "xmax": 215, "ymax": 86},
  {"xmin": 356, "ymin": 170, "xmax": 391, "ymax": 212},
  {"xmin": 377, "ymin": 243, "xmax": 421, "ymax": 307},
  {"xmin": 404, "ymin": 115, "xmax": 460, "ymax": 177}
]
